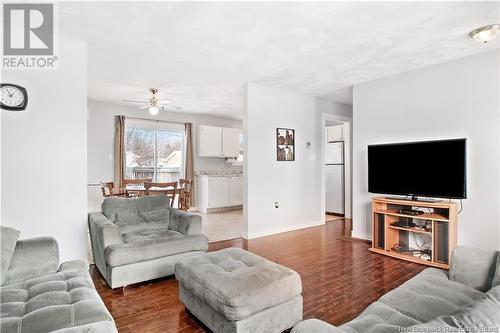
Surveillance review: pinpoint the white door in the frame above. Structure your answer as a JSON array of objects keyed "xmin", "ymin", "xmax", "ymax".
[
  {"xmin": 199, "ymin": 126, "xmax": 223, "ymax": 157},
  {"xmin": 208, "ymin": 177, "xmax": 229, "ymax": 208},
  {"xmin": 229, "ymin": 177, "xmax": 243, "ymax": 206},
  {"xmin": 222, "ymin": 128, "xmax": 241, "ymax": 157}
]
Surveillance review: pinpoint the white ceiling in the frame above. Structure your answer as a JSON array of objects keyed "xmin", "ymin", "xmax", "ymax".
[{"xmin": 60, "ymin": 1, "xmax": 499, "ymax": 117}]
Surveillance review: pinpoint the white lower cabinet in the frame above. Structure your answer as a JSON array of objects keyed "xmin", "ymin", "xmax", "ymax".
[
  {"xmin": 229, "ymin": 177, "xmax": 243, "ymax": 206},
  {"xmin": 207, "ymin": 177, "xmax": 229, "ymax": 208},
  {"xmin": 197, "ymin": 175, "xmax": 243, "ymax": 213}
]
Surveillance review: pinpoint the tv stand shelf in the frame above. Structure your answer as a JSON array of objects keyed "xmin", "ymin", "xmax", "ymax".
[{"xmin": 369, "ymin": 197, "xmax": 458, "ymax": 269}]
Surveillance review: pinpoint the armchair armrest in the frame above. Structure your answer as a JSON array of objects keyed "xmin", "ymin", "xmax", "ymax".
[
  {"xmin": 2, "ymin": 237, "xmax": 59, "ymax": 285},
  {"xmin": 88, "ymin": 212, "xmax": 123, "ymax": 272},
  {"xmin": 449, "ymin": 246, "xmax": 499, "ymax": 292},
  {"xmin": 169, "ymin": 209, "xmax": 202, "ymax": 235}
]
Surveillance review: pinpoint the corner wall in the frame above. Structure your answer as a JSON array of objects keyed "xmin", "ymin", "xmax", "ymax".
[
  {"xmin": 352, "ymin": 50, "xmax": 500, "ymax": 249},
  {"xmin": 244, "ymin": 83, "xmax": 352, "ymax": 238},
  {"xmin": 1, "ymin": 37, "xmax": 88, "ymax": 261}
]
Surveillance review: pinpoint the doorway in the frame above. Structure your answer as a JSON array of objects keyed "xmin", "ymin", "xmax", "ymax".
[{"xmin": 321, "ymin": 114, "xmax": 352, "ymax": 223}]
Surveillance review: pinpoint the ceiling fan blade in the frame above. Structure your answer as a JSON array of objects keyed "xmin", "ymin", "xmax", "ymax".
[
  {"xmin": 160, "ymin": 104, "xmax": 181, "ymax": 110},
  {"xmin": 158, "ymin": 99, "xmax": 172, "ymax": 103},
  {"xmin": 138, "ymin": 105, "xmax": 150, "ymax": 110},
  {"xmin": 122, "ymin": 99, "xmax": 148, "ymax": 104}
]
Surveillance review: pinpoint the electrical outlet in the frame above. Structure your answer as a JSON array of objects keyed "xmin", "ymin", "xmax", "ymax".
[{"xmin": 274, "ymin": 202, "xmax": 279, "ymax": 208}]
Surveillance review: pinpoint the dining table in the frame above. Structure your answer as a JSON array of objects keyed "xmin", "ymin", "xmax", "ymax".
[{"xmin": 125, "ymin": 184, "xmax": 187, "ymax": 209}]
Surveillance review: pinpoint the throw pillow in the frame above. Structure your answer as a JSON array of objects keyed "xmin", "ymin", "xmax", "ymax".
[
  {"xmin": 0, "ymin": 226, "xmax": 20, "ymax": 284},
  {"xmin": 449, "ymin": 246, "xmax": 498, "ymax": 292}
]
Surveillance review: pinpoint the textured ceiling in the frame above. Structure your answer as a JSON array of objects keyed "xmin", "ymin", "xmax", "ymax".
[{"xmin": 60, "ymin": 1, "xmax": 499, "ymax": 116}]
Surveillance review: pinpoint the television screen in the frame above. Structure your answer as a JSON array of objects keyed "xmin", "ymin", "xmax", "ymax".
[{"xmin": 368, "ymin": 139, "xmax": 467, "ymax": 199}]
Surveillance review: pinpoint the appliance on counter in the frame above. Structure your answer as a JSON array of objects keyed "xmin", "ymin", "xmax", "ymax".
[{"xmin": 325, "ymin": 141, "xmax": 344, "ymax": 215}]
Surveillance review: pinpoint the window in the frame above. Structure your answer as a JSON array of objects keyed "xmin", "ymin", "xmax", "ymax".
[{"xmin": 125, "ymin": 120, "xmax": 184, "ymax": 182}]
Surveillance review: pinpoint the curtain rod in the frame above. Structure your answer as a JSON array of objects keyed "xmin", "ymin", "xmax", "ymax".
[{"xmin": 124, "ymin": 115, "xmax": 189, "ymax": 126}]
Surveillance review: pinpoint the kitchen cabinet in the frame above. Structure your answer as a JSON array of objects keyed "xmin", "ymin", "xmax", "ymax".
[
  {"xmin": 207, "ymin": 176, "xmax": 229, "ymax": 208},
  {"xmin": 222, "ymin": 128, "xmax": 241, "ymax": 157},
  {"xmin": 197, "ymin": 175, "xmax": 243, "ymax": 212},
  {"xmin": 229, "ymin": 176, "xmax": 243, "ymax": 206},
  {"xmin": 199, "ymin": 126, "xmax": 223, "ymax": 157},
  {"xmin": 199, "ymin": 125, "xmax": 242, "ymax": 158}
]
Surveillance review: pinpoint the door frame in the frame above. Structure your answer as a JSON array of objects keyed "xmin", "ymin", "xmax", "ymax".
[{"xmin": 321, "ymin": 113, "xmax": 352, "ymax": 220}]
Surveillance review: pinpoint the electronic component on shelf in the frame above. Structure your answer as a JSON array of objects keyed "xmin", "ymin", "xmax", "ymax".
[
  {"xmin": 399, "ymin": 209, "xmax": 425, "ymax": 216},
  {"xmin": 421, "ymin": 254, "xmax": 431, "ymax": 261},
  {"xmin": 390, "ymin": 220, "xmax": 415, "ymax": 228}
]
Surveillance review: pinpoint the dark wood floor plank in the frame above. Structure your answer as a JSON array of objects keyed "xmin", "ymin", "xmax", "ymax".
[{"xmin": 91, "ymin": 219, "xmax": 425, "ymax": 332}]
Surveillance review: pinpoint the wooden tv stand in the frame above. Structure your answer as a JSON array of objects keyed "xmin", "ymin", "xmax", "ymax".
[{"xmin": 369, "ymin": 197, "xmax": 458, "ymax": 269}]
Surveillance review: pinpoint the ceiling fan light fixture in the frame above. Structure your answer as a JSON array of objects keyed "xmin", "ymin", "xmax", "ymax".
[
  {"xmin": 149, "ymin": 105, "xmax": 159, "ymax": 116},
  {"xmin": 469, "ymin": 24, "xmax": 500, "ymax": 43}
]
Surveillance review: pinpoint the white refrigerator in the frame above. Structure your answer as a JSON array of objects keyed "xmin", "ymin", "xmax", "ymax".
[{"xmin": 325, "ymin": 141, "xmax": 344, "ymax": 215}]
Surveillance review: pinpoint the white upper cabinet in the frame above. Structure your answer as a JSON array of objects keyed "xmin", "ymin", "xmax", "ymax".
[
  {"xmin": 199, "ymin": 126, "xmax": 223, "ymax": 157},
  {"xmin": 327, "ymin": 125, "xmax": 344, "ymax": 142},
  {"xmin": 222, "ymin": 128, "xmax": 241, "ymax": 158},
  {"xmin": 199, "ymin": 125, "xmax": 242, "ymax": 158}
]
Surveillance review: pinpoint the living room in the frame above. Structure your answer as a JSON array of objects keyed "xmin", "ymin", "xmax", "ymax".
[{"xmin": 1, "ymin": 1, "xmax": 499, "ymax": 333}]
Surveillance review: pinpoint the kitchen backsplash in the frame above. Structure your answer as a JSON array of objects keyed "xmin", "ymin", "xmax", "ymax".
[{"xmin": 195, "ymin": 167, "xmax": 243, "ymax": 176}]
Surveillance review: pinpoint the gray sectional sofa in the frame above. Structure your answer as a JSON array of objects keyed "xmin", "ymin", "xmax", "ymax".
[
  {"xmin": 292, "ymin": 246, "xmax": 500, "ymax": 333},
  {"xmin": 88, "ymin": 195, "xmax": 209, "ymax": 288},
  {"xmin": 0, "ymin": 226, "xmax": 117, "ymax": 333}
]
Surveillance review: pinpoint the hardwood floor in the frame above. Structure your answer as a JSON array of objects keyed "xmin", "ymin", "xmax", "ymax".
[{"xmin": 90, "ymin": 219, "xmax": 426, "ymax": 332}]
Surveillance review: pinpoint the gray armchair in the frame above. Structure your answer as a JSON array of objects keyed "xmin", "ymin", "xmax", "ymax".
[{"xmin": 88, "ymin": 194, "xmax": 208, "ymax": 288}]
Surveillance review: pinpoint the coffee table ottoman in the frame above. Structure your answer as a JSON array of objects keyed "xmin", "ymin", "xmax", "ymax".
[{"xmin": 175, "ymin": 247, "xmax": 303, "ymax": 333}]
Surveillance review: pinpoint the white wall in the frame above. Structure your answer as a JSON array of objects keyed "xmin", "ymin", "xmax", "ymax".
[
  {"xmin": 87, "ymin": 100, "xmax": 242, "ymax": 184},
  {"xmin": 352, "ymin": 50, "xmax": 500, "ymax": 250},
  {"xmin": 1, "ymin": 37, "xmax": 88, "ymax": 262},
  {"xmin": 244, "ymin": 83, "xmax": 352, "ymax": 238}
]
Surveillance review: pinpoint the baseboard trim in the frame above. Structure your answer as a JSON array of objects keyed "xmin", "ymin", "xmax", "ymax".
[
  {"xmin": 351, "ymin": 230, "xmax": 372, "ymax": 241},
  {"xmin": 243, "ymin": 221, "xmax": 325, "ymax": 240}
]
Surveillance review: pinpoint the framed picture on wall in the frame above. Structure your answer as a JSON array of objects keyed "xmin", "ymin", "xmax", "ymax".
[{"xmin": 276, "ymin": 128, "xmax": 295, "ymax": 161}]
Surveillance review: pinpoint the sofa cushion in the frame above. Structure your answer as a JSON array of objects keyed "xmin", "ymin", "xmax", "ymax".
[
  {"xmin": 0, "ymin": 260, "xmax": 115, "ymax": 333},
  {"xmin": 452, "ymin": 285, "xmax": 500, "ymax": 330},
  {"xmin": 340, "ymin": 301, "xmax": 422, "ymax": 333},
  {"xmin": 102, "ymin": 195, "xmax": 170, "ymax": 232},
  {"xmin": 0, "ymin": 226, "xmax": 20, "ymax": 285},
  {"xmin": 104, "ymin": 230, "xmax": 208, "ymax": 267},
  {"xmin": 379, "ymin": 268, "xmax": 484, "ymax": 323},
  {"xmin": 175, "ymin": 247, "xmax": 302, "ymax": 321}
]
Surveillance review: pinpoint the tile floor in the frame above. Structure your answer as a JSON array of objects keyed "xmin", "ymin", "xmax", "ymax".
[{"xmin": 194, "ymin": 209, "xmax": 244, "ymax": 243}]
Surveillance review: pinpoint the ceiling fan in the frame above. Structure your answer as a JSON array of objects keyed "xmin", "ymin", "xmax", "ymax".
[{"xmin": 122, "ymin": 88, "xmax": 181, "ymax": 115}]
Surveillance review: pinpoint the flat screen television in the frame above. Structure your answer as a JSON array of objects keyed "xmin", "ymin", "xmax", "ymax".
[{"xmin": 368, "ymin": 139, "xmax": 467, "ymax": 199}]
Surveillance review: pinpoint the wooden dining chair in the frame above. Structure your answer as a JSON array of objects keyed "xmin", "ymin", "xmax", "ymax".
[
  {"xmin": 122, "ymin": 178, "xmax": 152, "ymax": 197},
  {"xmin": 178, "ymin": 179, "xmax": 192, "ymax": 211},
  {"xmin": 144, "ymin": 181, "xmax": 178, "ymax": 207},
  {"xmin": 100, "ymin": 181, "xmax": 128, "ymax": 197}
]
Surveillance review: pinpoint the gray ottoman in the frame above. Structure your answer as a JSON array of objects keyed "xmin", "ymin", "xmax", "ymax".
[{"xmin": 175, "ymin": 247, "xmax": 303, "ymax": 333}]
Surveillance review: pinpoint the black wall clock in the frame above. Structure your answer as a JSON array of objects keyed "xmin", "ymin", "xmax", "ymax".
[{"xmin": 0, "ymin": 83, "xmax": 28, "ymax": 111}]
